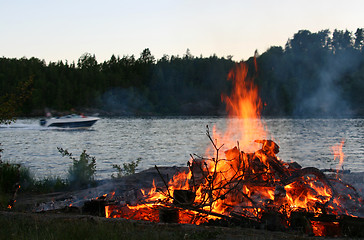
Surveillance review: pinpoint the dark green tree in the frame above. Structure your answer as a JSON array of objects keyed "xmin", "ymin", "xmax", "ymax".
[{"xmin": 354, "ymin": 28, "xmax": 364, "ymax": 50}]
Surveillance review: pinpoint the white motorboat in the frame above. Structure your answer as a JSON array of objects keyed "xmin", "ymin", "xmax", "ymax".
[{"xmin": 40, "ymin": 114, "xmax": 99, "ymax": 129}]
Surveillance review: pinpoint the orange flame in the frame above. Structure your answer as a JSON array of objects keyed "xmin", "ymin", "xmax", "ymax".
[
  {"xmin": 331, "ymin": 140, "xmax": 345, "ymax": 174},
  {"xmin": 217, "ymin": 61, "xmax": 268, "ymax": 153}
]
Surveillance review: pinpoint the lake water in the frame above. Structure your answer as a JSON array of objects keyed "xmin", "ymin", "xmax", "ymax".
[{"xmin": 1, "ymin": 117, "xmax": 364, "ymax": 180}]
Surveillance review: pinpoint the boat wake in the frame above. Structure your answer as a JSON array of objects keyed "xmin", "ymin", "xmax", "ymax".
[{"xmin": 0, "ymin": 123, "xmax": 43, "ymax": 130}]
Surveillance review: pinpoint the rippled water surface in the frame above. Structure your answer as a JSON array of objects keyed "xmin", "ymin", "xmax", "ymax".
[{"xmin": 1, "ymin": 117, "xmax": 364, "ymax": 179}]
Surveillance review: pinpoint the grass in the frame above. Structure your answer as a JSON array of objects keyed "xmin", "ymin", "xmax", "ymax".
[
  {"xmin": 0, "ymin": 160, "xmax": 69, "ymax": 209},
  {"xmin": 0, "ymin": 211, "xmax": 314, "ymax": 240},
  {"xmin": 0, "ymin": 212, "xmax": 220, "ymax": 240},
  {"xmin": 30, "ymin": 176, "xmax": 68, "ymax": 193}
]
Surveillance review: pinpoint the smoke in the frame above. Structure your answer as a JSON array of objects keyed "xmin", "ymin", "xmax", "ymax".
[
  {"xmin": 292, "ymin": 51, "xmax": 362, "ymax": 117},
  {"xmin": 294, "ymin": 67, "xmax": 349, "ymax": 117},
  {"xmin": 100, "ymin": 87, "xmax": 154, "ymax": 115}
]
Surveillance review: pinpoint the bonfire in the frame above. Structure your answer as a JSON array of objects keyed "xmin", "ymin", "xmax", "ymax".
[{"xmin": 100, "ymin": 60, "xmax": 364, "ymax": 237}]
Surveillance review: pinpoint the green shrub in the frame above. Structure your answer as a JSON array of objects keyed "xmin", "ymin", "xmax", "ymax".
[
  {"xmin": 58, "ymin": 147, "xmax": 96, "ymax": 189},
  {"xmin": 112, "ymin": 158, "xmax": 141, "ymax": 178}
]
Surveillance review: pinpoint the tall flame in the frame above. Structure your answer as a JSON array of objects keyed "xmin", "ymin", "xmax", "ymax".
[{"xmin": 217, "ymin": 60, "xmax": 268, "ymax": 152}]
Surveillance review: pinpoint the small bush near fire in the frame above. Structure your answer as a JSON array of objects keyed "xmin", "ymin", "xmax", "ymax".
[
  {"xmin": 112, "ymin": 157, "xmax": 141, "ymax": 178},
  {"xmin": 58, "ymin": 147, "xmax": 96, "ymax": 189}
]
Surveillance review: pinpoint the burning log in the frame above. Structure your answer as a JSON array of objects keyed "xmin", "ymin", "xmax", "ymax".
[{"xmin": 82, "ymin": 198, "xmax": 108, "ymax": 217}]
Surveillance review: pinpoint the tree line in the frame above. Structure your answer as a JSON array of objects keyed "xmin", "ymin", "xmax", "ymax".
[{"xmin": 1, "ymin": 28, "xmax": 364, "ymax": 117}]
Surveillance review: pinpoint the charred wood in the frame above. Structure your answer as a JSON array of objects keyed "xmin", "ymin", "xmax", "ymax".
[{"xmin": 159, "ymin": 207, "xmax": 179, "ymax": 223}]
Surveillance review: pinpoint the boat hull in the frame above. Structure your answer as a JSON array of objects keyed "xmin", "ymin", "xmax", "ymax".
[
  {"xmin": 47, "ymin": 119, "xmax": 98, "ymax": 128},
  {"xmin": 40, "ymin": 115, "xmax": 99, "ymax": 129}
]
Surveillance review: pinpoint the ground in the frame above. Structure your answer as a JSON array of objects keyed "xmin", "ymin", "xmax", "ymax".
[{"xmin": 0, "ymin": 211, "xmax": 323, "ymax": 240}]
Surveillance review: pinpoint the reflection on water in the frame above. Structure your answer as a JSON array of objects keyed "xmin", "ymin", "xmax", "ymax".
[{"xmin": 1, "ymin": 117, "xmax": 364, "ymax": 179}]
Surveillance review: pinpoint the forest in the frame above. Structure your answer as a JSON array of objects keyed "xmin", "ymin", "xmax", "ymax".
[{"xmin": 1, "ymin": 28, "xmax": 364, "ymax": 118}]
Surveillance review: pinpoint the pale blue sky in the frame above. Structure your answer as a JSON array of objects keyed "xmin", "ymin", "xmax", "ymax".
[{"xmin": 1, "ymin": 0, "xmax": 363, "ymax": 63}]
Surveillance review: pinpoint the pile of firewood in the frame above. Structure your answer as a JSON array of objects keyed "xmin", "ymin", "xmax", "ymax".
[{"xmin": 101, "ymin": 128, "xmax": 364, "ymax": 237}]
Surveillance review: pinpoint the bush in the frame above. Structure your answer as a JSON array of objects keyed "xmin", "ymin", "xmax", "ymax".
[
  {"xmin": 112, "ymin": 158, "xmax": 141, "ymax": 178},
  {"xmin": 58, "ymin": 148, "xmax": 96, "ymax": 189}
]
